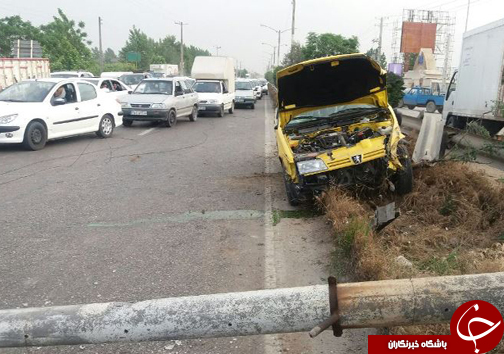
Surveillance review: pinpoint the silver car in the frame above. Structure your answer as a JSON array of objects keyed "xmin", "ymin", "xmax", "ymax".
[{"xmin": 119, "ymin": 78, "xmax": 199, "ymax": 127}]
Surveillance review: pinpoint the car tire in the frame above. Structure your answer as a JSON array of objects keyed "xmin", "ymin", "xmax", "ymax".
[
  {"xmin": 96, "ymin": 115, "xmax": 114, "ymax": 138},
  {"xmin": 189, "ymin": 106, "xmax": 198, "ymax": 122},
  {"xmin": 166, "ymin": 110, "xmax": 177, "ymax": 128},
  {"xmin": 217, "ymin": 105, "xmax": 224, "ymax": 117},
  {"xmin": 395, "ymin": 145, "xmax": 413, "ymax": 195},
  {"xmin": 123, "ymin": 119, "xmax": 133, "ymax": 127},
  {"xmin": 251, "ymin": 103, "xmax": 255, "ymax": 110},
  {"xmin": 23, "ymin": 121, "xmax": 47, "ymax": 151},
  {"xmin": 283, "ymin": 170, "xmax": 300, "ymax": 206},
  {"xmin": 408, "ymin": 105, "xmax": 416, "ymax": 110},
  {"xmin": 426, "ymin": 101, "xmax": 437, "ymax": 113},
  {"xmin": 228, "ymin": 102, "xmax": 235, "ymax": 114},
  {"xmin": 398, "ymin": 99, "xmax": 404, "ymax": 108}
]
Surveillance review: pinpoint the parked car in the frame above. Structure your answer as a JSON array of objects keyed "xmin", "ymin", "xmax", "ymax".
[
  {"xmin": 81, "ymin": 77, "xmax": 132, "ymax": 100},
  {"xmin": 118, "ymin": 73, "xmax": 151, "ymax": 91},
  {"xmin": 191, "ymin": 56, "xmax": 235, "ymax": 117},
  {"xmin": 51, "ymin": 71, "xmax": 94, "ymax": 78},
  {"xmin": 119, "ymin": 77, "xmax": 198, "ymax": 127},
  {"xmin": 399, "ymin": 86, "xmax": 444, "ymax": 113},
  {"xmin": 276, "ymin": 54, "xmax": 413, "ymax": 205},
  {"xmin": 0, "ymin": 79, "xmax": 121, "ymax": 150},
  {"xmin": 235, "ymin": 79, "xmax": 256, "ymax": 109}
]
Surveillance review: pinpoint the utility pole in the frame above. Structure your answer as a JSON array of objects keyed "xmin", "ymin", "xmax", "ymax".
[
  {"xmin": 291, "ymin": 0, "xmax": 296, "ymax": 48},
  {"xmin": 98, "ymin": 17, "xmax": 104, "ymax": 73},
  {"xmin": 214, "ymin": 46, "xmax": 222, "ymax": 56},
  {"xmin": 377, "ymin": 17, "xmax": 384, "ymax": 62},
  {"xmin": 175, "ymin": 21, "xmax": 188, "ymax": 76},
  {"xmin": 465, "ymin": 0, "xmax": 471, "ymax": 32}
]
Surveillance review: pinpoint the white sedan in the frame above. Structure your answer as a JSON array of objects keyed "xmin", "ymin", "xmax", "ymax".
[
  {"xmin": 81, "ymin": 77, "xmax": 132, "ymax": 100},
  {"xmin": 0, "ymin": 78, "xmax": 122, "ymax": 150}
]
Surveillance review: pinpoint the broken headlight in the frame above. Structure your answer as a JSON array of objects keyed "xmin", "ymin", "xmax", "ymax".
[{"xmin": 296, "ymin": 159, "xmax": 328, "ymax": 175}]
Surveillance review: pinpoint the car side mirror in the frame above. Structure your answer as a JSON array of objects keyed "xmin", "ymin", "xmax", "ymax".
[
  {"xmin": 175, "ymin": 91, "xmax": 183, "ymax": 96},
  {"xmin": 128, "ymin": 91, "xmax": 132, "ymax": 94},
  {"xmin": 53, "ymin": 98, "xmax": 66, "ymax": 106}
]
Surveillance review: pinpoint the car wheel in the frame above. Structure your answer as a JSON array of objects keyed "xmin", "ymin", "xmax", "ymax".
[
  {"xmin": 283, "ymin": 170, "xmax": 300, "ymax": 206},
  {"xmin": 217, "ymin": 105, "xmax": 224, "ymax": 117},
  {"xmin": 395, "ymin": 145, "xmax": 413, "ymax": 195},
  {"xmin": 96, "ymin": 115, "xmax": 114, "ymax": 138},
  {"xmin": 189, "ymin": 106, "xmax": 198, "ymax": 122},
  {"xmin": 228, "ymin": 101, "xmax": 235, "ymax": 114},
  {"xmin": 23, "ymin": 121, "xmax": 47, "ymax": 151},
  {"xmin": 398, "ymin": 99, "xmax": 404, "ymax": 108},
  {"xmin": 408, "ymin": 105, "xmax": 416, "ymax": 110},
  {"xmin": 251, "ymin": 103, "xmax": 255, "ymax": 110},
  {"xmin": 123, "ymin": 119, "xmax": 133, "ymax": 127},
  {"xmin": 166, "ymin": 110, "xmax": 177, "ymax": 128},
  {"xmin": 426, "ymin": 101, "xmax": 437, "ymax": 113}
]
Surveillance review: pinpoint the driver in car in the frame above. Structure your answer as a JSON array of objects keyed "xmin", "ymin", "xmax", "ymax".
[{"xmin": 53, "ymin": 86, "xmax": 66, "ymax": 102}]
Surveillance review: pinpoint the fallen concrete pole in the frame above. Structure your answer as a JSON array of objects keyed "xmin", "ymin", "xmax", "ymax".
[{"xmin": 0, "ymin": 272, "xmax": 503, "ymax": 348}]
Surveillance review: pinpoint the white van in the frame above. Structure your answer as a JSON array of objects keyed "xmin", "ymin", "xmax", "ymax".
[{"xmin": 191, "ymin": 57, "xmax": 235, "ymax": 117}]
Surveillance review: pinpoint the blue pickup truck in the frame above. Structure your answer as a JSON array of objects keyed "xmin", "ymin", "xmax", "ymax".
[{"xmin": 399, "ymin": 87, "xmax": 445, "ymax": 113}]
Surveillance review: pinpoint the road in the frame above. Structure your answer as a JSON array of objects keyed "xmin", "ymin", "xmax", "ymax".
[{"xmin": 0, "ymin": 98, "xmax": 371, "ymax": 354}]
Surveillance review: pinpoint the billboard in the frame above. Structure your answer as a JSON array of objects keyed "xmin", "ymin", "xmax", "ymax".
[{"xmin": 400, "ymin": 22, "xmax": 437, "ymax": 53}]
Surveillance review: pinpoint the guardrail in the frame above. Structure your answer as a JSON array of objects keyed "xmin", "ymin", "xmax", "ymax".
[{"xmin": 0, "ymin": 273, "xmax": 503, "ymax": 348}]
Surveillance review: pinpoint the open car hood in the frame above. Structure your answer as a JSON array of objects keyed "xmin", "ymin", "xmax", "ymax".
[{"xmin": 277, "ymin": 54, "xmax": 387, "ymax": 114}]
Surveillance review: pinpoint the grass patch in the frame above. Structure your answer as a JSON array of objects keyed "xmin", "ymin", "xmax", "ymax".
[
  {"xmin": 418, "ymin": 252, "xmax": 459, "ymax": 276},
  {"xmin": 272, "ymin": 209, "xmax": 322, "ymax": 226}
]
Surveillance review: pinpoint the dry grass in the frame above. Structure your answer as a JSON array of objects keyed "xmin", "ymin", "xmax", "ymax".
[{"xmin": 322, "ymin": 159, "xmax": 504, "ymax": 342}]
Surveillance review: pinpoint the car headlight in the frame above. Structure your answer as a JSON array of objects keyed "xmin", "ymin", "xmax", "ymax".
[
  {"xmin": 296, "ymin": 159, "xmax": 328, "ymax": 175},
  {"xmin": 208, "ymin": 99, "xmax": 219, "ymax": 104},
  {"xmin": 151, "ymin": 103, "xmax": 166, "ymax": 109},
  {"xmin": 120, "ymin": 102, "xmax": 130, "ymax": 108},
  {"xmin": 0, "ymin": 114, "xmax": 18, "ymax": 124}
]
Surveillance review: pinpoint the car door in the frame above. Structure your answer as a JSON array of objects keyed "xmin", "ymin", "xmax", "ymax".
[
  {"xmin": 76, "ymin": 82, "xmax": 101, "ymax": 132},
  {"xmin": 174, "ymin": 80, "xmax": 187, "ymax": 116},
  {"xmin": 50, "ymin": 83, "xmax": 83, "ymax": 137},
  {"xmin": 403, "ymin": 88, "xmax": 416, "ymax": 106},
  {"xmin": 181, "ymin": 80, "xmax": 197, "ymax": 111},
  {"xmin": 417, "ymin": 89, "xmax": 429, "ymax": 106}
]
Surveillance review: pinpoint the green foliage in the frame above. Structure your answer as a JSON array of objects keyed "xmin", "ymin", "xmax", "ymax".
[
  {"xmin": 365, "ymin": 48, "xmax": 387, "ymax": 68},
  {"xmin": 282, "ymin": 41, "xmax": 306, "ymax": 67},
  {"xmin": 466, "ymin": 121, "xmax": 491, "ymax": 138},
  {"xmin": 419, "ymin": 252, "xmax": 459, "ymax": 275},
  {"xmin": 265, "ymin": 66, "xmax": 282, "ymax": 85},
  {"xmin": 338, "ymin": 218, "xmax": 371, "ymax": 256},
  {"xmin": 236, "ymin": 68, "xmax": 248, "ymax": 78},
  {"xmin": 0, "ymin": 16, "xmax": 40, "ymax": 57},
  {"xmin": 302, "ymin": 32, "xmax": 359, "ymax": 60},
  {"xmin": 440, "ymin": 194, "xmax": 457, "ymax": 216},
  {"xmin": 104, "ymin": 48, "xmax": 117, "ymax": 64},
  {"xmin": 119, "ymin": 27, "xmax": 155, "ymax": 70},
  {"xmin": 386, "ymin": 72, "xmax": 405, "ymax": 108}
]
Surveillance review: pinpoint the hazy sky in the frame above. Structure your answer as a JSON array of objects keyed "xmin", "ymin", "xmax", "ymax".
[{"xmin": 1, "ymin": 0, "xmax": 503, "ymax": 73}]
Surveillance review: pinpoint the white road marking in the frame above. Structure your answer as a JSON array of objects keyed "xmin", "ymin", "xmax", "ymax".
[
  {"xmin": 263, "ymin": 99, "xmax": 283, "ymax": 354},
  {"xmin": 138, "ymin": 127, "xmax": 156, "ymax": 136}
]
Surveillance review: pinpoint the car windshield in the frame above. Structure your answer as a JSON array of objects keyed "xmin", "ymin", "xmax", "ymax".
[
  {"xmin": 51, "ymin": 73, "xmax": 78, "ymax": 78},
  {"xmin": 286, "ymin": 104, "xmax": 381, "ymax": 128},
  {"xmin": 134, "ymin": 80, "xmax": 173, "ymax": 94},
  {"xmin": 194, "ymin": 82, "xmax": 221, "ymax": 93},
  {"xmin": 120, "ymin": 75, "xmax": 145, "ymax": 86},
  {"xmin": 0, "ymin": 81, "xmax": 56, "ymax": 102},
  {"xmin": 236, "ymin": 82, "xmax": 252, "ymax": 90}
]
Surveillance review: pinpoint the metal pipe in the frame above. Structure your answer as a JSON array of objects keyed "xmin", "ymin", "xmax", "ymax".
[{"xmin": 0, "ymin": 273, "xmax": 503, "ymax": 348}]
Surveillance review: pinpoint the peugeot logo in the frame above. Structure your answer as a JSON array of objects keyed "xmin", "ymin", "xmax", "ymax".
[{"xmin": 351, "ymin": 155, "xmax": 363, "ymax": 165}]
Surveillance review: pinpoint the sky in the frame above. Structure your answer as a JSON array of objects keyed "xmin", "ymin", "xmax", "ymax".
[{"xmin": 0, "ymin": 0, "xmax": 503, "ymax": 74}]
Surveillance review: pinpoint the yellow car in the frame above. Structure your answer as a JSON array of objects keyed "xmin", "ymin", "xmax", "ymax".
[{"xmin": 275, "ymin": 54, "xmax": 413, "ymax": 205}]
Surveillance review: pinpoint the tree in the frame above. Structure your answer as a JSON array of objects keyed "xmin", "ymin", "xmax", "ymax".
[
  {"xmin": 119, "ymin": 27, "xmax": 155, "ymax": 70},
  {"xmin": 303, "ymin": 32, "xmax": 359, "ymax": 60},
  {"xmin": 104, "ymin": 48, "xmax": 117, "ymax": 64},
  {"xmin": 387, "ymin": 72, "xmax": 405, "ymax": 108},
  {"xmin": 236, "ymin": 68, "xmax": 248, "ymax": 78},
  {"xmin": 0, "ymin": 16, "xmax": 40, "ymax": 57},
  {"xmin": 282, "ymin": 41, "xmax": 306, "ymax": 67},
  {"xmin": 39, "ymin": 9, "xmax": 94, "ymax": 71},
  {"xmin": 265, "ymin": 66, "xmax": 282, "ymax": 85},
  {"xmin": 365, "ymin": 48, "xmax": 387, "ymax": 69}
]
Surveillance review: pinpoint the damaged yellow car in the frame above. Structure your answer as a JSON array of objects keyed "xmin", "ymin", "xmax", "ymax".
[{"xmin": 276, "ymin": 54, "xmax": 413, "ymax": 205}]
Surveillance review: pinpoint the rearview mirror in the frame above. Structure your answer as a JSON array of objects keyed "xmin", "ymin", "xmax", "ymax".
[{"xmin": 53, "ymin": 98, "xmax": 66, "ymax": 106}]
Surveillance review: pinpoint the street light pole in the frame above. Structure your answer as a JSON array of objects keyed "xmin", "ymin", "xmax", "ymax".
[
  {"xmin": 175, "ymin": 21, "xmax": 188, "ymax": 76},
  {"xmin": 98, "ymin": 17, "xmax": 104, "ymax": 73},
  {"xmin": 261, "ymin": 24, "xmax": 291, "ymax": 66},
  {"xmin": 214, "ymin": 46, "xmax": 222, "ymax": 56}
]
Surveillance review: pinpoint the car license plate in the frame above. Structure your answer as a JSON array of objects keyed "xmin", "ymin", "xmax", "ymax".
[
  {"xmin": 132, "ymin": 110, "xmax": 147, "ymax": 116},
  {"xmin": 236, "ymin": 99, "xmax": 244, "ymax": 102},
  {"xmin": 199, "ymin": 107, "xmax": 206, "ymax": 111}
]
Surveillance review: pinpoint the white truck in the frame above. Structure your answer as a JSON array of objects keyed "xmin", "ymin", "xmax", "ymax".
[
  {"xmin": 149, "ymin": 64, "xmax": 179, "ymax": 77},
  {"xmin": 191, "ymin": 56, "xmax": 235, "ymax": 117},
  {"xmin": 0, "ymin": 58, "xmax": 50, "ymax": 90},
  {"xmin": 443, "ymin": 18, "xmax": 504, "ymax": 136}
]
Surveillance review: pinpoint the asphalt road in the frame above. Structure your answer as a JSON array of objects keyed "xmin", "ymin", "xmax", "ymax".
[{"xmin": 0, "ymin": 98, "xmax": 369, "ymax": 354}]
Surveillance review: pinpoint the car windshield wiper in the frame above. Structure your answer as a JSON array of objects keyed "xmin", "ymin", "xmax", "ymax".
[{"xmin": 328, "ymin": 107, "xmax": 386, "ymax": 118}]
